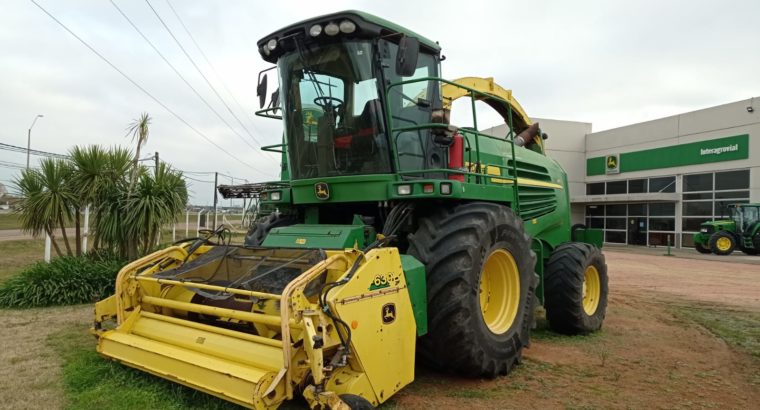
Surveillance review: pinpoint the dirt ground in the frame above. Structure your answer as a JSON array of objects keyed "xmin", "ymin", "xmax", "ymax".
[
  {"xmin": 390, "ymin": 250, "xmax": 760, "ymax": 409},
  {"xmin": 0, "ymin": 249, "xmax": 758, "ymax": 409}
]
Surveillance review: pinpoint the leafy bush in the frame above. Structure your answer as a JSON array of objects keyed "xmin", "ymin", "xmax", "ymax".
[{"xmin": 0, "ymin": 254, "xmax": 125, "ymax": 308}]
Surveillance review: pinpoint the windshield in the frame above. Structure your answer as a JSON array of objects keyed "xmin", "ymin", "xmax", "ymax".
[
  {"xmin": 733, "ymin": 206, "xmax": 759, "ymax": 231},
  {"xmin": 280, "ymin": 40, "xmax": 391, "ymax": 179}
]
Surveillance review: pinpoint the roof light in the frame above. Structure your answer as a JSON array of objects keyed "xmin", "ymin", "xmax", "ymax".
[
  {"xmin": 339, "ymin": 20, "xmax": 356, "ymax": 34},
  {"xmin": 261, "ymin": 45, "xmax": 270, "ymax": 56},
  {"xmin": 324, "ymin": 22, "xmax": 339, "ymax": 36},
  {"xmin": 397, "ymin": 184, "xmax": 412, "ymax": 195},
  {"xmin": 266, "ymin": 38, "xmax": 278, "ymax": 51},
  {"xmin": 309, "ymin": 24, "xmax": 322, "ymax": 37},
  {"xmin": 440, "ymin": 182, "xmax": 452, "ymax": 195}
]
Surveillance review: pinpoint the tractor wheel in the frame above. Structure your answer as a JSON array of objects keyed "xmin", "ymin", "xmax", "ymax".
[
  {"xmin": 408, "ymin": 202, "xmax": 537, "ymax": 378},
  {"xmin": 544, "ymin": 243, "xmax": 608, "ymax": 335},
  {"xmin": 243, "ymin": 213, "xmax": 295, "ymax": 246},
  {"xmin": 694, "ymin": 242, "xmax": 712, "ymax": 254},
  {"xmin": 339, "ymin": 394, "xmax": 373, "ymax": 409},
  {"xmin": 709, "ymin": 231, "xmax": 736, "ymax": 255}
]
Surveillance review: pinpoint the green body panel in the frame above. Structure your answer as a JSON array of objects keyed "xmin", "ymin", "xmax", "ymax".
[
  {"xmin": 587, "ymin": 134, "xmax": 749, "ymax": 176},
  {"xmin": 262, "ymin": 224, "xmax": 368, "ymax": 249},
  {"xmin": 400, "ymin": 255, "xmax": 428, "ymax": 337},
  {"xmin": 572, "ymin": 228, "xmax": 604, "ymax": 248}
]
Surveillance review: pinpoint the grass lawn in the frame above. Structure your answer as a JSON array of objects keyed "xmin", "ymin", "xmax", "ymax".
[
  {"xmin": 0, "ymin": 239, "xmax": 47, "ymax": 283},
  {"xmin": 0, "ymin": 213, "xmax": 21, "ymax": 230}
]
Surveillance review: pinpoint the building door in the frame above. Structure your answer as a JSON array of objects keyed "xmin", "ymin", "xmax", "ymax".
[{"xmin": 628, "ymin": 217, "xmax": 647, "ymax": 245}]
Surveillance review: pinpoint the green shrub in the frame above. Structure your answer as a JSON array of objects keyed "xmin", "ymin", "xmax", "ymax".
[{"xmin": 0, "ymin": 254, "xmax": 125, "ymax": 308}]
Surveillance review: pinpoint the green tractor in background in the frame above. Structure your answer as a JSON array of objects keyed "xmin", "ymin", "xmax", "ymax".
[{"xmin": 694, "ymin": 203, "xmax": 760, "ymax": 255}]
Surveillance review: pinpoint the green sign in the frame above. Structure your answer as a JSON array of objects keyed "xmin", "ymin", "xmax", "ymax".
[{"xmin": 587, "ymin": 134, "xmax": 749, "ymax": 176}]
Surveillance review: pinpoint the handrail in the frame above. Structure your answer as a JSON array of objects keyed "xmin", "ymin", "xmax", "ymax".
[
  {"xmin": 262, "ymin": 143, "xmax": 287, "ymax": 153},
  {"xmin": 255, "ymin": 107, "xmax": 283, "ymax": 120},
  {"xmin": 385, "ymin": 76, "xmax": 521, "ymax": 212}
]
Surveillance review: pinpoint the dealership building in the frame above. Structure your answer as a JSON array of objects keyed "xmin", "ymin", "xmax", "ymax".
[{"xmin": 484, "ymin": 96, "xmax": 758, "ymax": 248}]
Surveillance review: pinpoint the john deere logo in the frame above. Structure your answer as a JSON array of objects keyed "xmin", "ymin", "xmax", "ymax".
[
  {"xmin": 605, "ymin": 154, "xmax": 620, "ymax": 174},
  {"xmin": 314, "ymin": 182, "xmax": 330, "ymax": 200},
  {"xmin": 382, "ymin": 303, "xmax": 396, "ymax": 324}
]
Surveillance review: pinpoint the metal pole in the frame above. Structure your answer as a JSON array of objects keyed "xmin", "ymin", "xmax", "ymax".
[
  {"xmin": 197, "ymin": 209, "xmax": 203, "ymax": 233},
  {"xmin": 44, "ymin": 234, "xmax": 51, "ymax": 262},
  {"xmin": 82, "ymin": 205, "xmax": 90, "ymax": 252},
  {"xmin": 213, "ymin": 172, "xmax": 218, "ymax": 228},
  {"xmin": 154, "ymin": 151, "xmax": 159, "ymax": 176},
  {"xmin": 185, "ymin": 208, "xmax": 189, "ymax": 238},
  {"xmin": 27, "ymin": 114, "xmax": 44, "ymax": 169},
  {"xmin": 26, "ymin": 128, "xmax": 31, "ymax": 170}
]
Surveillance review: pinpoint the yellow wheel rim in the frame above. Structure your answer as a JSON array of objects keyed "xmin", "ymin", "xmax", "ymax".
[
  {"xmin": 716, "ymin": 237, "xmax": 732, "ymax": 251},
  {"xmin": 479, "ymin": 249, "xmax": 520, "ymax": 334},
  {"xmin": 582, "ymin": 265, "xmax": 601, "ymax": 315}
]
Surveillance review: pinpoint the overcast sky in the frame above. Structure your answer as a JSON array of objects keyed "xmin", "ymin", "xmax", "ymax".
[{"xmin": 2, "ymin": 0, "xmax": 759, "ymax": 205}]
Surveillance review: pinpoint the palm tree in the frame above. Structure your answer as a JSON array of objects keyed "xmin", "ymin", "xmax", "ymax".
[
  {"xmin": 124, "ymin": 163, "xmax": 187, "ymax": 255},
  {"xmin": 126, "ymin": 113, "xmax": 151, "ymax": 195},
  {"xmin": 69, "ymin": 145, "xmax": 132, "ymax": 254},
  {"xmin": 14, "ymin": 159, "xmax": 77, "ymax": 257}
]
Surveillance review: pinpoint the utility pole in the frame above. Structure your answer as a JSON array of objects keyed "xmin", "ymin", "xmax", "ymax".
[
  {"xmin": 213, "ymin": 171, "xmax": 218, "ymax": 228},
  {"xmin": 154, "ymin": 151, "xmax": 159, "ymax": 176},
  {"xmin": 27, "ymin": 114, "xmax": 44, "ymax": 169}
]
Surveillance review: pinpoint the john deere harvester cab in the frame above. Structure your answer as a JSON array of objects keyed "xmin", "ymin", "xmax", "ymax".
[
  {"xmin": 694, "ymin": 203, "xmax": 760, "ymax": 255},
  {"xmin": 93, "ymin": 10, "xmax": 609, "ymax": 409}
]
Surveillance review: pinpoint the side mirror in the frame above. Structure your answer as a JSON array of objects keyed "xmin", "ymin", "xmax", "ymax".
[
  {"xmin": 396, "ymin": 36, "xmax": 420, "ymax": 77},
  {"xmin": 269, "ymin": 88, "xmax": 280, "ymax": 114},
  {"xmin": 257, "ymin": 74, "xmax": 268, "ymax": 108}
]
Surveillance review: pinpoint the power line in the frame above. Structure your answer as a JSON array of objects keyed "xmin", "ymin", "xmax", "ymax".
[
  {"xmin": 29, "ymin": 0, "xmax": 267, "ymax": 176},
  {"xmin": 143, "ymin": 0, "xmax": 267, "ymax": 150},
  {"xmin": 0, "ymin": 142, "xmax": 70, "ymax": 159},
  {"xmin": 109, "ymin": 0, "xmax": 261, "ymax": 154},
  {"xmin": 163, "ymin": 0, "xmax": 264, "ymax": 144}
]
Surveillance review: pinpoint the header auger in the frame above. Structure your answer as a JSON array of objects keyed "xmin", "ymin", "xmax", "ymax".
[{"xmin": 94, "ymin": 10, "xmax": 609, "ymax": 409}]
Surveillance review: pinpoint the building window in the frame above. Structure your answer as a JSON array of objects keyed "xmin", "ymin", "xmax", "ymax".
[
  {"xmin": 649, "ymin": 218, "xmax": 675, "ymax": 231},
  {"xmin": 628, "ymin": 179, "xmax": 647, "ymax": 193},
  {"xmin": 649, "ymin": 203, "xmax": 675, "ymax": 216},
  {"xmin": 586, "ymin": 183, "xmax": 605, "ymax": 195},
  {"xmin": 586, "ymin": 205, "xmax": 604, "ymax": 216},
  {"xmin": 649, "ymin": 232, "xmax": 675, "ymax": 246},
  {"xmin": 605, "ymin": 231, "xmax": 626, "ymax": 243},
  {"xmin": 683, "ymin": 201, "xmax": 713, "ymax": 216},
  {"xmin": 683, "ymin": 173, "xmax": 713, "ymax": 192},
  {"xmin": 605, "ymin": 204, "xmax": 626, "ymax": 216},
  {"xmin": 649, "ymin": 176, "xmax": 676, "ymax": 193},
  {"xmin": 628, "ymin": 203, "xmax": 647, "ymax": 216},
  {"xmin": 606, "ymin": 180, "xmax": 627, "ymax": 195},
  {"xmin": 682, "ymin": 218, "xmax": 705, "ymax": 232},
  {"xmin": 715, "ymin": 170, "xmax": 749, "ymax": 191}
]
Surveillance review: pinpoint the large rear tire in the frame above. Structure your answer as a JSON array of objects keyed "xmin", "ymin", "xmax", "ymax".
[
  {"xmin": 709, "ymin": 231, "xmax": 736, "ymax": 255},
  {"xmin": 408, "ymin": 202, "xmax": 537, "ymax": 378},
  {"xmin": 544, "ymin": 243, "xmax": 608, "ymax": 335}
]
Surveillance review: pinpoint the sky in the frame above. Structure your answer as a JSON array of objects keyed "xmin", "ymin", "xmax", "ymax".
[{"xmin": 1, "ymin": 0, "xmax": 759, "ymax": 205}]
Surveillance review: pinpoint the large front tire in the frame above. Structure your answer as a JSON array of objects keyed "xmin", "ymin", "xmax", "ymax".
[
  {"xmin": 694, "ymin": 242, "xmax": 712, "ymax": 254},
  {"xmin": 408, "ymin": 203, "xmax": 537, "ymax": 378},
  {"xmin": 544, "ymin": 243, "xmax": 608, "ymax": 335}
]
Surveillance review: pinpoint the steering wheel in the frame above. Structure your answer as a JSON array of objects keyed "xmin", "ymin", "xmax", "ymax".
[{"xmin": 313, "ymin": 96, "xmax": 344, "ymax": 111}]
